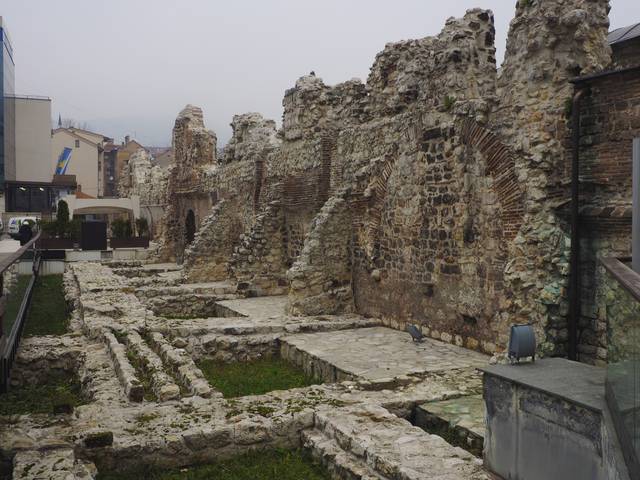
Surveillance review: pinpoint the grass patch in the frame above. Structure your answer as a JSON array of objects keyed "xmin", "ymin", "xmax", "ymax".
[
  {"xmin": 126, "ymin": 349, "xmax": 156, "ymax": 402},
  {"xmin": 3, "ymin": 275, "xmax": 30, "ymax": 334},
  {"xmin": 197, "ymin": 357, "xmax": 320, "ymax": 398},
  {"xmin": 96, "ymin": 449, "xmax": 330, "ymax": 480},
  {"xmin": 4, "ymin": 274, "xmax": 68, "ymax": 337},
  {"xmin": 0, "ymin": 372, "xmax": 85, "ymax": 415},
  {"xmin": 24, "ymin": 275, "xmax": 69, "ymax": 336}
]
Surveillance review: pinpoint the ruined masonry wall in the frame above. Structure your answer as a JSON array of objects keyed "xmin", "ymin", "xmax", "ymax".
[
  {"xmin": 162, "ymin": 105, "xmax": 217, "ymax": 262},
  {"xmin": 288, "ymin": 194, "xmax": 354, "ymax": 315},
  {"xmin": 164, "ymin": 0, "xmax": 619, "ymax": 360}
]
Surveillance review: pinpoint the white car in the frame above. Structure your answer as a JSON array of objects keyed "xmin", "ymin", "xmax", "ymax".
[{"xmin": 8, "ymin": 216, "xmax": 39, "ymax": 239}]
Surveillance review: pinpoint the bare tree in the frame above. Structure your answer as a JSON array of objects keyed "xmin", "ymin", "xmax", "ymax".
[{"xmin": 60, "ymin": 117, "xmax": 93, "ymax": 131}]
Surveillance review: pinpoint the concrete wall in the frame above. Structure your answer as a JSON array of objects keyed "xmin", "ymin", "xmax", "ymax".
[
  {"xmin": 11, "ymin": 96, "xmax": 52, "ymax": 183},
  {"xmin": 483, "ymin": 362, "xmax": 629, "ymax": 480},
  {"xmin": 51, "ymin": 130, "xmax": 99, "ymax": 198}
]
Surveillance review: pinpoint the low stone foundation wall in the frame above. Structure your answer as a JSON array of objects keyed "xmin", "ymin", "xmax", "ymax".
[
  {"xmin": 144, "ymin": 294, "xmax": 246, "ymax": 319},
  {"xmin": 9, "ymin": 336, "xmax": 85, "ymax": 389}
]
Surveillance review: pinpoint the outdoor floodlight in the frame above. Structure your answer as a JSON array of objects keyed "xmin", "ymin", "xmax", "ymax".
[{"xmin": 508, "ymin": 324, "xmax": 536, "ymax": 364}]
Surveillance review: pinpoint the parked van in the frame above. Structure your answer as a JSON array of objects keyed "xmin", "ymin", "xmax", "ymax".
[{"xmin": 8, "ymin": 217, "xmax": 38, "ymax": 239}]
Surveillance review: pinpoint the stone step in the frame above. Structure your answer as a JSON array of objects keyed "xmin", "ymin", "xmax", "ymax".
[
  {"xmin": 102, "ymin": 330, "xmax": 144, "ymax": 402},
  {"xmin": 302, "ymin": 429, "xmax": 386, "ymax": 480},
  {"xmin": 135, "ymin": 281, "xmax": 238, "ymax": 298},
  {"xmin": 143, "ymin": 294, "xmax": 244, "ymax": 319},
  {"xmin": 12, "ymin": 448, "xmax": 96, "ymax": 479},
  {"xmin": 280, "ymin": 339, "xmax": 357, "ymax": 383},
  {"xmin": 414, "ymin": 394, "xmax": 485, "ymax": 457},
  {"xmin": 313, "ymin": 404, "xmax": 489, "ymax": 480},
  {"xmin": 146, "ymin": 331, "xmax": 217, "ymax": 398},
  {"xmin": 126, "ymin": 330, "xmax": 181, "ymax": 402}
]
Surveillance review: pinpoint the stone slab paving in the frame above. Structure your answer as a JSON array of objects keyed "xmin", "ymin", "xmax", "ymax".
[
  {"xmin": 416, "ymin": 394, "xmax": 485, "ymax": 440},
  {"xmin": 282, "ymin": 326, "xmax": 490, "ymax": 381},
  {"xmin": 217, "ymin": 295, "xmax": 288, "ymax": 318},
  {"xmin": 0, "ymin": 263, "xmax": 495, "ymax": 479}
]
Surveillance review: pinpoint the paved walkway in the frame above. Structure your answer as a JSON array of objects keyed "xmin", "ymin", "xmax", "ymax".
[
  {"xmin": 217, "ymin": 295, "xmax": 288, "ymax": 318},
  {"xmin": 283, "ymin": 326, "xmax": 490, "ymax": 380}
]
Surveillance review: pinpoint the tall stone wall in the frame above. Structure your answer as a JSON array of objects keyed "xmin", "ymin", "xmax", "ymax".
[
  {"xmin": 181, "ymin": 113, "xmax": 280, "ymax": 282},
  {"xmin": 118, "ymin": 149, "xmax": 168, "ymax": 238},
  {"xmin": 162, "ymin": 105, "xmax": 217, "ymax": 262},
  {"xmin": 491, "ymin": 0, "xmax": 611, "ymax": 361},
  {"xmin": 286, "ymin": 1, "xmax": 611, "ymax": 358},
  {"xmin": 161, "ymin": 0, "xmax": 629, "ymax": 361}
]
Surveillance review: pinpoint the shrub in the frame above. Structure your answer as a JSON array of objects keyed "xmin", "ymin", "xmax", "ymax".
[
  {"xmin": 111, "ymin": 218, "xmax": 132, "ymax": 239},
  {"xmin": 56, "ymin": 200, "xmax": 70, "ymax": 225},
  {"xmin": 67, "ymin": 218, "xmax": 82, "ymax": 241},
  {"xmin": 443, "ymin": 95, "xmax": 456, "ymax": 112},
  {"xmin": 40, "ymin": 219, "xmax": 59, "ymax": 238},
  {"xmin": 135, "ymin": 217, "xmax": 149, "ymax": 238}
]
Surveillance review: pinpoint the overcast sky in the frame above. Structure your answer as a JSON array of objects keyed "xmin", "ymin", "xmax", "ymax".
[{"xmin": 3, "ymin": 0, "xmax": 639, "ymax": 147}]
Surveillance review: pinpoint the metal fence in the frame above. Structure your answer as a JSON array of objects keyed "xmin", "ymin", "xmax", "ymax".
[
  {"xmin": 601, "ymin": 257, "xmax": 640, "ymax": 479},
  {"xmin": 0, "ymin": 232, "xmax": 41, "ymax": 393}
]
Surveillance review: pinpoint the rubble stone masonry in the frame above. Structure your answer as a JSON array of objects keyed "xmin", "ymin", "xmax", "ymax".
[{"xmin": 148, "ymin": 0, "xmax": 639, "ymax": 361}]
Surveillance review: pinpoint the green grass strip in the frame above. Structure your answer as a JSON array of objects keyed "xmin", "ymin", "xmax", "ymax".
[
  {"xmin": 197, "ymin": 357, "xmax": 319, "ymax": 398},
  {"xmin": 24, "ymin": 274, "xmax": 69, "ymax": 336},
  {"xmin": 4, "ymin": 274, "xmax": 69, "ymax": 337},
  {"xmin": 96, "ymin": 449, "xmax": 330, "ymax": 480},
  {"xmin": 0, "ymin": 372, "xmax": 85, "ymax": 415}
]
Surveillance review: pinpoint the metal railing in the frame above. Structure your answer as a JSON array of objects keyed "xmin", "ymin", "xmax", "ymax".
[
  {"xmin": 601, "ymin": 257, "xmax": 640, "ymax": 479},
  {"xmin": 0, "ymin": 232, "xmax": 42, "ymax": 393}
]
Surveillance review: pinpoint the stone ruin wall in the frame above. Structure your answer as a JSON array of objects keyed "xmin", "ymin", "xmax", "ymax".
[
  {"xmin": 118, "ymin": 149, "xmax": 169, "ymax": 239},
  {"xmin": 163, "ymin": 0, "xmax": 622, "ymax": 360},
  {"xmin": 183, "ymin": 113, "xmax": 281, "ymax": 284},
  {"xmin": 161, "ymin": 105, "xmax": 217, "ymax": 263}
]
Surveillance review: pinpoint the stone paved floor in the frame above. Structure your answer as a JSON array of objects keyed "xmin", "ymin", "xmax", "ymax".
[
  {"xmin": 417, "ymin": 394, "xmax": 486, "ymax": 439},
  {"xmin": 217, "ymin": 295, "xmax": 288, "ymax": 318},
  {"xmin": 1, "ymin": 264, "xmax": 491, "ymax": 479},
  {"xmin": 282, "ymin": 326, "xmax": 490, "ymax": 380}
]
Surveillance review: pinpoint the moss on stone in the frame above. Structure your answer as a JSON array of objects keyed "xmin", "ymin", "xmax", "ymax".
[{"xmin": 96, "ymin": 449, "xmax": 330, "ymax": 480}]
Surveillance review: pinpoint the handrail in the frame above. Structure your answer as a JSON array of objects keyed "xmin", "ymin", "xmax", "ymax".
[
  {"xmin": 600, "ymin": 257, "xmax": 640, "ymax": 303},
  {"xmin": 0, "ymin": 233, "xmax": 42, "ymax": 393},
  {"xmin": 0, "ymin": 231, "xmax": 42, "ymax": 274}
]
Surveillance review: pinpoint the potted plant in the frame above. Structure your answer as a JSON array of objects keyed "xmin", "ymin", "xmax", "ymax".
[
  {"xmin": 110, "ymin": 218, "xmax": 149, "ymax": 249},
  {"xmin": 37, "ymin": 200, "xmax": 75, "ymax": 249}
]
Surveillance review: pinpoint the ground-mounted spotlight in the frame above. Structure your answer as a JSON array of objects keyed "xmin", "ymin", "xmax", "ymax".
[{"xmin": 508, "ymin": 324, "xmax": 536, "ymax": 364}]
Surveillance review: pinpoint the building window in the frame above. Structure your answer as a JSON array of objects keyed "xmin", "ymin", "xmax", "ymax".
[{"xmin": 75, "ymin": 139, "xmax": 80, "ymax": 148}]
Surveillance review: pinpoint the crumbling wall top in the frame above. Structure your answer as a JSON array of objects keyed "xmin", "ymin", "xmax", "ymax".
[
  {"xmin": 222, "ymin": 112, "xmax": 281, "ymax": 164},
  {"xmin": 366, "ymin": 8, "xmax": 497, "ymax": 116},
  {"xmin": 173, "ymin": 104, "xmax": 217, "ymax": 167},
  {"xmin": 282, "ymin": 74, "xmax": 368, "ymax": 141}
]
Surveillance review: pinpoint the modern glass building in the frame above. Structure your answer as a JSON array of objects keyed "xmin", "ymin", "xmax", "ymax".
[{"xmin": 0, "ymin": 17, "xmax": 16, "ymax": 191}]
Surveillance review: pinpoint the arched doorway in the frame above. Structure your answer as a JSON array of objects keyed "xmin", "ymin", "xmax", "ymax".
[{"xmin": 185, "ymin": 209, "xmax": 196, "ymax": 244}]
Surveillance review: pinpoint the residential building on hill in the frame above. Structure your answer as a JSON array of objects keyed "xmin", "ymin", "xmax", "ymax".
[{"xmin": 51, "ymin": 127, "xmax": 112, "ymax": 198}]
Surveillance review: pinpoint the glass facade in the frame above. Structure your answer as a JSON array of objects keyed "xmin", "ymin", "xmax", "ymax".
[
  {"xmin": 1, "ymin": 24, "xmax": 16, "ymax": 190},
  {"xmin": 603, "ymin": 260, "xmax": 640, "ymax": 478}
]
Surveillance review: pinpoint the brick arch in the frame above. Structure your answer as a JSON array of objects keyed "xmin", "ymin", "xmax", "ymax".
[
  {"xmin": 460, "ymin": 118, "xmax": 524, "ymax": 240},
  {"xmin": 361, "ymin": 149, "xmax": 398, "ymax": 258}
]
